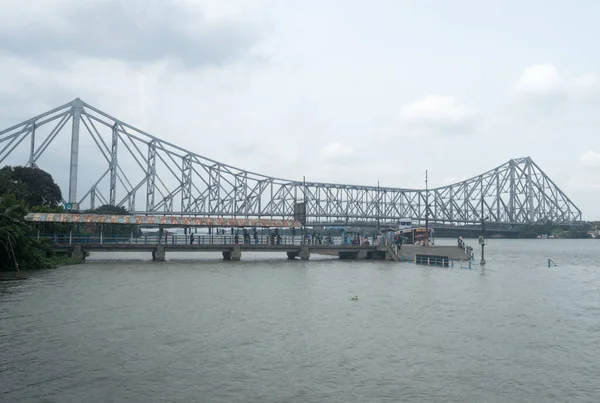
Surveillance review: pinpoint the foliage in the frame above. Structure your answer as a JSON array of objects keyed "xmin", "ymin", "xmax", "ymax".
[
  {"xmin": 29, "ymin": 204, "xmax": 69, "ymax": 234},
  {"xmin": 0, "ymin": 166, "xmax": 62, "ymax": 207},
  {"xmin": 90, "ymin": 204, "xmax": 129, "ymax": 215},
  {"xmin": 0, "ymin": 166, "xmax": 82, "ymax": 272},
  {"xmin": 0, "ymin": 195, "xmax": 57, "ymax": 271},
  {"xmin": 48, "ymin": 253, "xmax": 83, "ymax": 267},
  {"xmin": 30, "ymin": 204, "xmax": 66, "ymax": 213},
  {"xmin": 519, "ymin": 221, "xmax": 591, "ymax": 239},
  {"xmin": 85, "ymin": 204, "xmax": 140, "ymax": 236}
]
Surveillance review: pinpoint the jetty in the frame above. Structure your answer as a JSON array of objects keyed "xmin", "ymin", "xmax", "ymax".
[{"xmin": 24, "ymin": 212, "xmax": 473, "ymax": 262}]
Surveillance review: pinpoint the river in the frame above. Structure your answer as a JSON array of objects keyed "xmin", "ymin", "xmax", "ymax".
[{"xmin": 1, "ymin": 239, "xmax": 599, "ymax": 402}]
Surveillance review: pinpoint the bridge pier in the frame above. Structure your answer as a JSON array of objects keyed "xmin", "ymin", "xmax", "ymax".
[
  {"xmin": 299, "ymin": 246, "xmax": 310, "ymax": 260},
  {"xmin": 152, "ymin": 245, "xmax": 165, "ymax": 261},
  {"xmin": 71, "ymin": 244, "xmax": 86, "ymax": 262},
  {"xmin": 231, "ymin": 245, "xmax": 241, "ymax": 261},
  {"xmin": 338, "ymin": 251, "xmax": 358, "ymax": 260}
]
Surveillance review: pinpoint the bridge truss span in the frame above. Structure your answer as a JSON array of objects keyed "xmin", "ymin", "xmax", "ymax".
[{"xmin": 0, "ymin": 99, "xmax": 582, "ymax": 224}]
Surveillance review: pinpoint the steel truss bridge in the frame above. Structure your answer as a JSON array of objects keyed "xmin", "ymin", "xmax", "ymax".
[{"xmin": 0, "ymin": 98, "xmax": 582, "ymax": 225}]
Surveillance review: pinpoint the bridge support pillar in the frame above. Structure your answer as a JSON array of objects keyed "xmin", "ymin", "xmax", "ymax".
[
  {"xmin": 71, "ymin": 244, "xmax": 86, "ymax": 262},
  {"xmin": 231, "ymin": 245, "xmax": 242, "ymax": 261},
  {"xmin": 299, "ymin": 246, "xmax": 310, "ymax": 260},
  {"xmin": 152, "ymin": 245, "xmax": 165, "ymax": 261}
]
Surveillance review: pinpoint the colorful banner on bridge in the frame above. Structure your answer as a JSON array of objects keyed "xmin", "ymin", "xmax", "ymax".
[{"xmin": 24, "ymin": 213, "xmax": 302, "ymax": 228}]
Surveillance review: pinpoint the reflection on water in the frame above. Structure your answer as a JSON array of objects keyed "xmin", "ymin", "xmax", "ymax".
[{"xmin": 1, "ymin": 239, "xmax": 599, "ymax": 403}]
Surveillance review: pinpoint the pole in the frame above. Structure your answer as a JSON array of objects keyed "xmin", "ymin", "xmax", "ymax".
[
  {"xmin": 377, "ymin": 180, "xmax": 380, "ymax": 232},
  {"xmin": 480, "ymin": 195, "xmax": 486, "ymax": 266},
  {"xmin": 302, "ymin": 176, "xmax": 306, "ymax": 245},
  {"xmin": 425, "ymin": 170, "xmax": 429, "ymax": 246}
]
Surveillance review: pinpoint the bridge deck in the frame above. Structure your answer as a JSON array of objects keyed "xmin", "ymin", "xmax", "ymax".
[
  {"xmin": 52, "ymin": 243, "xmax": 378, "ymax": 253},
  {"xmin": 51, "ymin": 242, "xmax": 472, "ymax": 261}
]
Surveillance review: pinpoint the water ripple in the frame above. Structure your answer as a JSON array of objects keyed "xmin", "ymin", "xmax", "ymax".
[{"xmin": 1, "ymin": 239, "xmax": 600, "ymax": 402}]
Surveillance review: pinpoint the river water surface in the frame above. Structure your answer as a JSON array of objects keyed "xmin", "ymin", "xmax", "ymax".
[{"xmin": 1, "ymin": 239, "xmax": 600, "ymax": 402}]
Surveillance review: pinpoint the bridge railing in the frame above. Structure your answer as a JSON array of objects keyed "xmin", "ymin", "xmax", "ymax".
[
  {"xmin": 457, "ymin": 239, "xmax": 474, "ymax": 260},
  {"xmin": 34, "ymin": 233, "xmax": 360, "ymax": 247}
]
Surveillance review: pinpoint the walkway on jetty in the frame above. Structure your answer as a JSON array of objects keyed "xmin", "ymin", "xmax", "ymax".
[
  {"xmin": 46, "ymin": 234, "xmax": 400, "ymax": 262},
  {"xmin": 25, "ymin": 212, "xmax": 473, "ymax": 263},
  {"xmin": 43, "ymin": 234, "xmax": 473, "ymax": 262}
]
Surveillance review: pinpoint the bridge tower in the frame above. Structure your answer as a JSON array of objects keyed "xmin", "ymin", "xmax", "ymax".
[{"xmin": 68, "ymin": 98, "xmax": 84, "ymax": 205}]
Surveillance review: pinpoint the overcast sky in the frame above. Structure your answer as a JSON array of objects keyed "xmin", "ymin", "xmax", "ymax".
[{"xmin": 1, "ymin": 0, "xmax": 599, "ymax": 219}]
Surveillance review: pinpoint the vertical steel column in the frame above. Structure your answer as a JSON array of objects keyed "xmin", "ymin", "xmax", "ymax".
[
  {"xmin": 496, "ymin": 171, "xmax": 501, "ymax": 221},
  {"xmin": 128, "ymin": 194, "xmax": 136, "ymax": 212},
  {"xmin": 68, "ymin": 99, "xmax": 84, "ymax": 203},
  {"xmin": 509, "ymin": 159, "xmax": 515, "ymax": 222},
  {"xmin": 28, "ymin": 123, "xmax": 36, "ymax": 167},
  {"xmin": 377, "ymin": 181, "xmax": 380, "ymax": 230},
  {"xmin": 234, "ymin": 173, "xmax": 239, "ymax": 214},
  {"xmin": 109, "ymin": 124, "xmax": 119, "ymax": 205},
  {"xmin": 90, "ymin": 188, "xmax": 96, "ymax": 210},
  {"xmin": 208, "ymin": 167, "xmax": 213, "ymax": 213},
  {"xmin": 244, "ymin": 172, "xmax": 248, "ymax": 217},
  {"xmin": 479, "ymin": 176, "xmax": 484, "ymax": 220},
  {"xmin": 449, "ymin": 187, "xmax": 453, "ymax": 221},
  {"xmin": 164, "ymin": 197, "xmax": 173, "ymax": 212},
  {"xmin": 181, "ymin": 155, "xmax": 192, "ymax": 212},
  {"xmin": 216, "ymin": 165, "xmax": 221, "ymax": 213},
  {"xmin": 463, "ymin": 183, "xmax": 469, "ymax": 221},
  {"xmin": 146, "ymin": 140, "xmax": 156, "ymax": 211},
  {"xmin": 527, "ymin": 159, "xmax": 534, "ymax": 222}
]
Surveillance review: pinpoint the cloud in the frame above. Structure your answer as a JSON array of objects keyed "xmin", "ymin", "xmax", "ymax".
[
  {"xmin": 578, "ymin": 150, "xmax": 600, "ymax": 169},
  {"xmin": 320, "ymin": 143, "xmax": 355, "ymax": 161},
  {"xmin": 568, "ymin": 150, "xmax": 600, "ymax": 197},
  {"xmin": 399, "ymin": 95, "xmax": 477, "ymax": 136},
  {"xmin": 515, "ymin": 63, "xmax": 563, "ymax": 96},
  {"xmin": 1, "ymin": 0, "xmax": 600, "ymax": 219},
  {"xmin": 0, "ymin": 0, "xmax": 264, "ymax": 69},
  {"xmin": 514, "ymin": 63, "xmax": 600, "ymax": 104}
]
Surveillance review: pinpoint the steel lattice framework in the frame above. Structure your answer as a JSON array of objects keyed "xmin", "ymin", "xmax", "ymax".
[{"xmin": 0, "ymin": 99, "xmax": 582, "ymax": 224}]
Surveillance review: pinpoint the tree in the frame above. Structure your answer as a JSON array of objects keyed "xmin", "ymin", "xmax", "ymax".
[
  {"xmin": 91, "ymin": 204, "xmax": 129, "ymax": 215},
  {"xmin": 88, "ymin": 204, "xmax": 139, "ymax": 236},
  {"xmin": 0, "ymin": 166, "xmax": 62, "ymax": 207},
  {"xmin": 0, "ymin": 195, "xmax": 54, "ymax": 271}
]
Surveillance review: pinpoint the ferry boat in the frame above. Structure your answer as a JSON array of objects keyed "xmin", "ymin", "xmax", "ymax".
[{"xmin": 393, "ymin": 219, "xmax": 435, "ymax": 245}]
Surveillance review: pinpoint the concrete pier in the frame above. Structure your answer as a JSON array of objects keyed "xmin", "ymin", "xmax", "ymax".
[
  {"xmin": 53, "ymin": 242, "xmax": 473, "ymax": 263},
  {"xmin": 299, "ymin": 246, "xmax": 310, "ymax": 260},
  {"xmin": 231, "ymin": 245, "xmax": 242, "ymax": 261},
  {"xmin": 152, "ymin": 245, "xmax": 166, "ymax": 261},
  {"xmin": 71, "ymin": 244, "xmax": 86, "ymax": 262}
]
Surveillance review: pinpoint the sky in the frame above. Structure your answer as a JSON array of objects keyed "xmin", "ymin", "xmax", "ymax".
[{"xmin": 1, "ymin": 0, "xmax": 599, "ymax": 219}]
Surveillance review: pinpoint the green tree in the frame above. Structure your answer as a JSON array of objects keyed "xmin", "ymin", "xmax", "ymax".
[
  {"xmin": 0, "ymin": 195, "xmax": 54, "ymax": 271},
  {"xmin": 91, "ymin": 204, "xmax": 129, "ymax": 215},
  {"xmin": 0, "ymin": 166, "xmax": 62, "ymax": 207},
  {"xmin": 86, "ymin": 204, "xmax": 139, "ymax": 236}
]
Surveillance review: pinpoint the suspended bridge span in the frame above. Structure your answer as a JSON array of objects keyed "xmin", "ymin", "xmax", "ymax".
[{"xmin": 0, "ymin": 98, "xmax": 582, "ymax": 225}]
